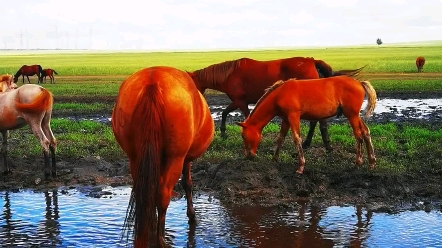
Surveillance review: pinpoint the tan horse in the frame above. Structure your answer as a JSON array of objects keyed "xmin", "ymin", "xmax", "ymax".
[
  {"xmin": 0, "ymin": 80, "xmax": 57, "ymax": 178},
  {"xmin": 0, "ymin": 74, "xmax": 18, "ymax": 92}
]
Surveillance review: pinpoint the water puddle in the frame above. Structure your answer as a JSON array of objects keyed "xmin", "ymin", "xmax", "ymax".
[{"xmin": 1, "ymin": 187, "xmax": 441, "ymax": 247}]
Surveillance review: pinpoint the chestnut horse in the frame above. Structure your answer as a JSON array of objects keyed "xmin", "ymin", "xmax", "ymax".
[
  {"xmin": 41, "ymin": 69, "xmax": 58, "ymax": 84},
  {"xmin": 112, "ymin": 66, "xmax": 214, "ymax": 247},
  {"xmin": 237, "ymin": 76, "xmax": 377, "ymax": 174},
  {"xmin": 416, "ymin": 57, "xmax": 425, "ymax": 72},
  {"xmin": 188, "ymin": 57, "xmax": 364, "ymax": 152},
  {"xmin": 14, "ymin": 64, "xmax": 43, "ymax": 84},
  {"xmin": 0, "ymin": 82, "xmax": 56, "ymax": 178}
]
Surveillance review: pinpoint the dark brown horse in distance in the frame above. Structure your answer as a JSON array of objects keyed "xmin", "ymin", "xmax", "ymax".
[
  {"xmin": 188, "ymin": 56, "xmax": 364, "ymax": 151},
  {"xmin": 416, "ymin": 57, "xmax": 425, "ymax": 72},
  {"xmin": 41, "ymin": 69, "xmax": 58, "ymax": 84},
  {"xmin": 14, "ymin": 65, "xmax": 43, "ymax": 84}
]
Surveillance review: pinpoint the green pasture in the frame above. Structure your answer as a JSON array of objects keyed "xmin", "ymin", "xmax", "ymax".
[
  {"xmin": 9, "ymin": 120, "xmax": 442, "ymax": 174},
  {"xmin": 1, "ymin": 43, "xmax": 442, "ymax": 76}
]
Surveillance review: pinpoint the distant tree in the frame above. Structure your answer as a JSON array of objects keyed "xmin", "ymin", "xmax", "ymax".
[{"xmin": 376, "ymin": 38, "xmax": 383, "ymax": 46}]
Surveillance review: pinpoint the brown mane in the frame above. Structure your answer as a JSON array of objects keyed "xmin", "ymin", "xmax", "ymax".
[
  {"xmin": 249, "ymin": 79, "xmax": 286, "ymax": 118},
  {"xmin": 193, "ymin": 59, "xmax": 242, "ymax": 88}
]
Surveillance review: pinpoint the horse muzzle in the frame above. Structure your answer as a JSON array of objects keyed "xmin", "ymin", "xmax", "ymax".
[{"xmin": 245, "ymin": 150, "xmax": 256, "ymax": 160}]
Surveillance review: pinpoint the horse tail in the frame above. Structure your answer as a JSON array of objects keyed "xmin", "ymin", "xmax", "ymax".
[
  {"xmin": 15, "ymin": 87, "xmax": 53, "ymax": 113},
  {"xmin": 333, "ymin": 65, "xmax": 366, "ymax": 78},
  {"xmin": 314, "ymin": 60, "xmax": 334, "ymax": 78},
  {"xmin": 360, "ymin": 80, "xmax": 377, "ymax": 118},
  {"xmin": 122, "ymin": 83, "xmax": 164, "ymax": 245},
  {"xmin": 53, "ymin": 70, "xmax": 58, "ymax": 75}
]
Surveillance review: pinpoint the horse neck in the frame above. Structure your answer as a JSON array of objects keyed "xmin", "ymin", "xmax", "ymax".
[{"xmin": 246, "ymin": 93, "xmax": 278, "ymax": 131}]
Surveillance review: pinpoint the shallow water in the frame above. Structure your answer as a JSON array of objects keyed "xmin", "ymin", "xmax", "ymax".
[
  {"xmin": 1, "ymin": 187, "xmax": 441, "ymax": 247},
  {"xmin": 66, "ymin": 98, "xmax": 441, "ymax": 125},
  {"xmin": 210, "ymin": 98, "xmax": 442, "ymax": 123}
]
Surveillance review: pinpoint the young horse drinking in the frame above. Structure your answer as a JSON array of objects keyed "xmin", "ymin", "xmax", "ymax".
[
  {"xmin": 112, "ymin": 66, "xmax": 214, "ymax": 247},
  {"xmin": 0, "ymin": 80, "xmax": 56, "ymax": 178},
  {"xmin": 237, "ymin": 76, "xmax": 377, "ymax": 174},
  {"xmin": 41, "ymin": 68, "xmax": 58, "ymax": 84},
  {"xmin": 14, "ymin": 64, "xmax": 43, "ymax": 84},
  {"xmin": 188, "ymin": 56, "xmax": 364, "ymax": 152}
]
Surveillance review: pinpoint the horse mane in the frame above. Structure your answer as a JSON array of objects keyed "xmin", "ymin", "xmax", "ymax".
[
  {"xmin": 193, "ymin": 59, "xmax": 242, "ymax": 88},
  {"xmin": 249, "ymin": 79, "xmax": 287, "ymax": 118}
]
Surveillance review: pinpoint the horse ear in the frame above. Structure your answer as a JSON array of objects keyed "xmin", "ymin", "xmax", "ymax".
[{"xmin": 236, "ymin": 122, "xmax": 246, "ymax": 128}]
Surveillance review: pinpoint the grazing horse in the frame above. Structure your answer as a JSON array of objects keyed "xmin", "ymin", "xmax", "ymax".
[
  {"xmin": 416, "ymin": 57, "xmax": 426, "ymax": 72},
  {"xmin": 14, "ymin": 64, "xmax": 43, "ymax": 84},
  {"xmin": 188, "ymin": 56, "xmax": 364, "ymax": 152},
  {"xmin": 112, "ymin": 66, "xmax": 214, "ymax": 247},
  {"xmin": 237, "ymin": 76, "xmax": 377, "ymax": 174},
  {"xmin": 0, "ymin": 82, "xmax": 56, "ymax": 178},
  {"xmin": 41, "ymin": 69, "xmax": 58, "ymax": 84}
]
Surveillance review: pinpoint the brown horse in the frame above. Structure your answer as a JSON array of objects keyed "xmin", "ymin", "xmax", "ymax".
[
  {"xmin": 188, "ymin": 57, "xmax": 364, "ymax": 152},
  {"xmin": 237, "ymin": 76, "xmax": 376, "ymax": 174},
  {"xmin": 0, "ymin": 83, "xmax": 57, "ymax": 178},
  {"xmin": 41, "ymin": 69, "xmax": 58, "ymax": 84},
  {"xmin": 112, "ymin": 66, "xmax": 214, "ymax": 247},
  {"xmin": 416, "ymin": 56, "xmax": 425, "ymax": 72},
  {"xmin": 14, "ymin": 65, "xmax": 43, "ymax": 84}
]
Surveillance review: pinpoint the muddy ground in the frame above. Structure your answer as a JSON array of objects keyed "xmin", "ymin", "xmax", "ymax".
[{"xmin": 1, "ymin": 91, "xmax": 441, "ymax": 211}]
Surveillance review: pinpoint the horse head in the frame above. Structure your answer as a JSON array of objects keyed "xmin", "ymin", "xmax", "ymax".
[
  {"xmin": 0, "ymin": 74, "xmax": 18, "ymax": 92},
  {"xmin": 237, "ymin": 121, "xmax": 261, "ymax": 159}
]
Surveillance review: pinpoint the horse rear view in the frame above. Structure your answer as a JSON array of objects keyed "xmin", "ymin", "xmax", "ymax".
[
  {"xmin": 0, "ymin": 82, "xmax": 57, "ymax": 178},
  {"xmin": 416, "ymin": 57, "xmax": 425, "ymax": 72},
  {"xmin": 112, "ymin": 66, "xmax": 214, "ymax": 247}
]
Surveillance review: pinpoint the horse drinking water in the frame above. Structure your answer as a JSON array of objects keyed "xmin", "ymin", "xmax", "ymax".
[
  {"xmin": 41, "ymin": 69, "xmax": 58, "ymax": 84},
  {"xmin": 238, "ymin": 76, "xmax": 377, "ymax": 174},
  {"xmin": 0, "ymin": 75, "xmax": 56, "ymax": 178},
  {"xmin": 188, "ymin": 56, "xmax": 364, "ymax": 152},
  {"xmin": 14, "ymin": 64, "xmax": 43, "ymax": 84},
  {"xmin": 112, "ymin": 66, "xmax": 214, "ymax": 247}
]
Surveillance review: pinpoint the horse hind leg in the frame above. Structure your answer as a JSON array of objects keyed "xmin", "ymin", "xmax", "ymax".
[
  {"xmin": 1, "ymin": 130, "xmax": 11, "ymax": 175},
  {"xmin": 220, "ymin": 102, "xmax": 243, "ymax": 139},
  {"xmin": 347, "ymin": 116, "xmax": 376, "ymax": 168},
  {"xmin": 287, "ymin": 114, "xmax": 306, "ymax": 174},
  {"xmin": 28, "ymin": 120, "xmax": 53, "ymax": 179},
  {"xmin": 181, "ymin": 161, "xmax": 196, "ymax": 222},
  {"xmin": 157, "ymin": 158, "xmax": 185, "ymax": 247},
  {"xmin": 42, "ymin": 114, "xmax": 57, "ymax": 177}
]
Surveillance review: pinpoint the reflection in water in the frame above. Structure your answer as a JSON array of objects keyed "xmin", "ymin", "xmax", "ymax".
[
  {"xmin": 1, "ymin": 187, "xmax": 441, "ymax": 247},
  {"xmin": 1, "ymin": 190, "xmax": 60, "ymax": 247}
]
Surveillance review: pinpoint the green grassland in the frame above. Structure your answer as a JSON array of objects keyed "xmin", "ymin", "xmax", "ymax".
[{"xmin": 1, "ymin": 43, "xmax": 441, "ymax": 174}]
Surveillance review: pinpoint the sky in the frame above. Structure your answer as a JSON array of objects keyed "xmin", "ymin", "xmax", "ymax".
[{"xmin": 2, "ymin": 0, "xmax": 442, "ymax": 50}]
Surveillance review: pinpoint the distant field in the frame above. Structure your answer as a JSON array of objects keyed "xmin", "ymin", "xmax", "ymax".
[
  {"xmin": 1, "ymin": 43, "xmax": 441, "ymax": 75},
  {"xmin": 1, "ymin": 43, "xmax": 442, "ymax": 98}
]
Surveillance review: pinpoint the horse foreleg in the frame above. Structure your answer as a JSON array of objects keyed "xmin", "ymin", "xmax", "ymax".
[
  {"xmin": 319, "ymin": 120, "xmax": 332, "ymax": 152},
  {"xmin": 288, "ymin": 114, "xmax": 305, "ymax": 174},
  {"xmin": 302, "ymin": 121, "xmax": 317, "ymax": 149},
  {"xmin": 1, "ymin": 130, "xmax": 11, "ymax": 175},
  {"xmin": 181, "ymin": 161, "xmax": 196, "ymax": 222},
  {"xmin": 272, "ymin": 120, "xmax": 290, "ymax": 162},
  {"xmin": 220, "ymin": 103, "xmax": 241, "ymax": 139}
]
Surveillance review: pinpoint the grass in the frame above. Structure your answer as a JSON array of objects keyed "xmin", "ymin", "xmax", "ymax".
[{"xmin": 1, "ymin": 42, "xmax": 441, "ymax": 174}]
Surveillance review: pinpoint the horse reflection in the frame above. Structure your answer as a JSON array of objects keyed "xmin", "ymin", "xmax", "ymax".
[
  {"xmin": 1, "ymin": 190, "xmax": 61, "ymax": 245},
  {"xmin": 224, "ymin": 200, "xmax": 372, "ymax": 247}
]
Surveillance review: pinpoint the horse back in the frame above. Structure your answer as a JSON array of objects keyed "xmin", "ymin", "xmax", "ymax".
[{"xmin": 228, "ymin": 57, "xmax": 319, "ymax": 103}]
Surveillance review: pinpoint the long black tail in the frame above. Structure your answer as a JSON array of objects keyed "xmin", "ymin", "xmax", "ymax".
[{"xmin": 53, "ymin": 70, "xmax": 58, "ymax": 75}]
